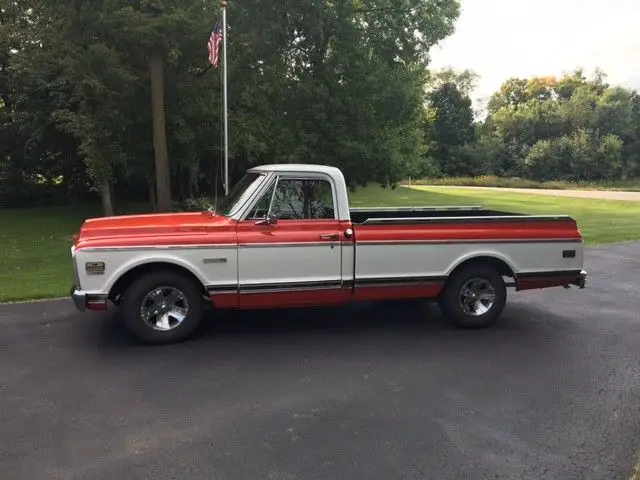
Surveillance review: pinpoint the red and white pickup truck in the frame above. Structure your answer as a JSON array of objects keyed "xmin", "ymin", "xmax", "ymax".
[{"xmin": 70, "ymin": 164, "xmax": 587, "ymax": 344}]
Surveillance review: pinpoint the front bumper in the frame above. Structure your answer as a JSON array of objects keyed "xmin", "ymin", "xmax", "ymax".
[
  {"xmin": 70, "ymin": 286, "xmax": 108, "ymax": 312},
  {"xmin": 71, "ymin": 286, "xmax": 86, "ymax": 312}
]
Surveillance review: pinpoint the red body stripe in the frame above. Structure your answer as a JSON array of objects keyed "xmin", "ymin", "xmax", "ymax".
[
  {"xmin": 75, "ymin": 213, "xmax": 580, "ymax": 251},
  {"xmin": 210, "ymin": 292, "xmax": 239, "ymax": 309},
  {"xmin": 236, "ymin": 289, "xmax": 351, "ymax": 310},
  {"xmin": 354, "ymin": 220, "xmax": 581, "ymax": 243},
  {"xmin": 353, "ymin": 283, "xmax": 443, "ymax": 302},
  {"xmin": 210, "ymin": 284, "xmax": 445, "ymax": 310}
]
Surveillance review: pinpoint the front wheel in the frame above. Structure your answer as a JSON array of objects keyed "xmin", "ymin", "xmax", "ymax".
[
  {"xmin": 439, "ymin": 264, "xmax": 507, "ymax": 329},
  {"xmin": 121, "ymin": 271, "xmax": 205, "ymax": 344}
]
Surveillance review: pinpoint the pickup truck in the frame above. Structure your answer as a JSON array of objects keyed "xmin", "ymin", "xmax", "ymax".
[{"xmin": 70, "ymin": 164, "xmax": 587, "ymax": 344}]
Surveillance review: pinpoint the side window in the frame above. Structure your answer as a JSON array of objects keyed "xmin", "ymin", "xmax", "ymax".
[
  {"xmin": 247, "ymin": 181, "xmax": 275, "ymax": 219},
  {"xmin": 271, "ymin": 178, "xmax": 335, "ymax": 220}
]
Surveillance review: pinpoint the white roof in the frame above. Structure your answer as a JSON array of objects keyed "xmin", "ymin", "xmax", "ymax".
[{"xmin": 249, "ymin": 164, "xmax": 343, "ymax": 176}]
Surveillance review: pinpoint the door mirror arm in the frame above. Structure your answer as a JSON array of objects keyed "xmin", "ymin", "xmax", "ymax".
[{"xmin": 255, "ymin": 213, "xmax": 278, "ymax": 226}]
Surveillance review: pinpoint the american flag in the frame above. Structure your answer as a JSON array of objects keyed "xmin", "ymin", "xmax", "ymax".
[{"xmin": 208, "ymin": 19, "xmax": 223, "ymax": 68}]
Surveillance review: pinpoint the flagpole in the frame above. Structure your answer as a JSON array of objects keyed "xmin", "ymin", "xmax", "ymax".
[{"xmin": 221, "ymin": 0, "xmax": 229, "ymax": 195}]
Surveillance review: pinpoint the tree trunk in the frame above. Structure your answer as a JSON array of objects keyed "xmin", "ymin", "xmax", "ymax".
[
  {"xmin": 101, "ymin": 181, "xmax": 114, "ymax": 217},
  {"xmin": 149, "ymin": 181, "xmax": 157, "ymax": 212},
  {"xmin": 149, "ymin": 47, "xmax": 172, "ymax": 212}
]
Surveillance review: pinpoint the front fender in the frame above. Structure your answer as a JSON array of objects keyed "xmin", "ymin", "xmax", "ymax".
[{"xmin": 74, "ymin": 249, "xmax": 211, "ymax": 294}]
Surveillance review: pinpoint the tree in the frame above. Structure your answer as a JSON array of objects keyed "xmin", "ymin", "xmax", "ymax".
[
  {"xmin": 0, "ymin": 1, "xmax": 90, "ymax": 207},
  {"xmin": 481, "ymin": 70, "xmax": 639, "ymax": 182},
  {"xmin": 487, "ymin": 78, "xmax": 528, "ymax": 113},
  {"xmin": 227, "ymin": 0, "xmax": 462, "ymax": 186},
  {"xmin": 426, "ymin": 67, "xmax": 479, "ymax": 97},
  {"xmin": 426, "ymin": 82, "xmax": 477, "ymax": 176}
]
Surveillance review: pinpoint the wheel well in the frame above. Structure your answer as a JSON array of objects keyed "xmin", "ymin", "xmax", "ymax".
[
  {"xmin": 447, "ymin": 256, "xmax": 515, "ymax": 284},
  {"xmin": 108, "ymin": 262, "xmax": 207, "ymax": 303}
]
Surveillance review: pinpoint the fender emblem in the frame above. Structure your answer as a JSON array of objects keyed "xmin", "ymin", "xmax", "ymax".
[
  {"xmin": 85, "ymin": 261, "xmax": 105, "ymax": 274},
  {"xmin": 203, "ymin": 258, "xmax": 227, "ymax": 264}
]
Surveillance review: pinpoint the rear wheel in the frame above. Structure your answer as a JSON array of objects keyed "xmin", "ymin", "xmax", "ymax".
[
  {"xmin": 121, "ymin": 271, "xmax": 205, "ymax": 344},
  {"xmin": 439, "ymin": 264, "xmax": 507, "ymax": 329}
]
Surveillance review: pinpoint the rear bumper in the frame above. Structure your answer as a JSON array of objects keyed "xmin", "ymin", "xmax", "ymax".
[
  {"xmin": 70, "ymin": 286, "xmax": 108, "ymax": 312},
  {"xmin": 516, "ymin": 269, "xmax": 587, "ymax": 291},
  {"xmin": 571, "ymin": 270, "xmax": 587, "ymax": 289}
]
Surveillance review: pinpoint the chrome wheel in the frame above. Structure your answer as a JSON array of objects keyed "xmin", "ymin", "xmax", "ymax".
[
  {"xmin": 140, "ymin": 287, "xmax": 189, "ymax": 331},
  {"xmin": 459, "ymin": 277, "xmax": 496, "ymax": 316}
]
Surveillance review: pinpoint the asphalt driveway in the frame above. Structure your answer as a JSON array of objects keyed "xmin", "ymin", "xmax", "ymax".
[{"xmin": 1, "ymin": 243, "xmax": 639, "ymax": 480}]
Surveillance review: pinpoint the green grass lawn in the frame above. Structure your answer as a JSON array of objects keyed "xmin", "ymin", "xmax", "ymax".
[
  {"xmin": 2, "ymin": 186, "xmax": 640, "ymax": 303},
  {"xmin": 401, "ymin": 186, "xmax": 640, "ymax": 246},
  {"xmin": 0, "ymin": 205, "xmax": 103, "ymax": 302}
]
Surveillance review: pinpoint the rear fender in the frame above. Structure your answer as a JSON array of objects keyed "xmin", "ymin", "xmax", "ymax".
[{"xmin": 445, "ymin": 250, "xmax": 518, "ymax": 278}]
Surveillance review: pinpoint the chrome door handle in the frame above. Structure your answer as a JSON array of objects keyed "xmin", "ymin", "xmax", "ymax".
[{"xmin": 319, "ymin": 233, "xmax": 340, "ymax": 241}]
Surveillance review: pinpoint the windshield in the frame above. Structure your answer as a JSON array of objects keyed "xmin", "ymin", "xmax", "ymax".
[{"xmin": 214, "ymin": 172, "xmax": 266, "ymax": 217}]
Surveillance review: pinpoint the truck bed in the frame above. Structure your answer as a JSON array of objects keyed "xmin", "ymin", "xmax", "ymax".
[{"xmin": 349, "ymin": 206, "xmax": 571, "ymax": 225}]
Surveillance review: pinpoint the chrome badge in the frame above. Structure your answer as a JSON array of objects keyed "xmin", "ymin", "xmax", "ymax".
[{"xmin": 203, "ymin": 258, "xmax": 227, "ymax": 264}]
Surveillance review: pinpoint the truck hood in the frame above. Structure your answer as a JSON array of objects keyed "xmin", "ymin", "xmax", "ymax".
[{"xmin": 74, "ymin": 211, "xmax": 234, "ymax": 249}]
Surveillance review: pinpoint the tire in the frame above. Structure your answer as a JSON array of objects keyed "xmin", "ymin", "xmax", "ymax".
[
  {"xmin": 439, "ymin": 263, "xmax": 507, "ymax": 329},
  {"xmin": 121, "ymin": 270, "xmax": 205, "ymax": 344}
]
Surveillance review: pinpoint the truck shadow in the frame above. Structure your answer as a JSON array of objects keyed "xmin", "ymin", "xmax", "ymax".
[
  {"xmin": 200, "ymin": 299, "xmax": 448, "ymax": 338},
  {"xmin": 92, "ymin": 298, "xmax": 539, "ymax": 350}
]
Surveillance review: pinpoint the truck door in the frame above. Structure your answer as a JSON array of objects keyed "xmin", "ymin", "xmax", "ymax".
[{"xmin": 236, "ymin": 174, "xmax": 350, "ymax": 309}]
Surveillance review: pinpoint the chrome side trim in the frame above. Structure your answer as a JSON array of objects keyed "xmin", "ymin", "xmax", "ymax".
[
  {"xmin": 356, "ymin": 275, "xmax": 448, "ymax": 286},
  {"xmin": 238, "ymin": 242, "xmax": 340, "ymax": 249},
  {"xmin": 357, "ymin": 238, "xmax": 583, "ymax": 246},
  {"xmin": 350, "ymin": 205, "xmax": 484, "ymax": 212},
  {"xmin": 78, "ymin": 245, "xmax": 236, "ymax": 252},
  {"xmin": 206, "ymin": 270, "xmax": 587, "ymax": 296},
  {"xmin": 240, "ymin": 280, "xmax": 342, "ymax": 293},
  {"xmin": 206, "ymin": 284, "xmax": 238, "ymax": 294},
  {"xmin": 360, "ymin": 215, "xmax": 576, "ymax": 225},
  {"xmin": 207, "ymin": 280, "xmax": 345, "ymax": 295},
  {"xmin": 239, "ymin": 285, "xmax": 342, "ymax": 295},
  {"xmin": 78, "ymin": 238, "xmax": 582, "ymax": 252},
  {"xmin": 210, "ymin": 277, "xmax": 449, "ymax": 295}
]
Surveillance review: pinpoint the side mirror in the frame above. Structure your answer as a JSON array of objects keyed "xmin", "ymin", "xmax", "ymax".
[{"xmin": 255, "ymin": 213, "xmax": 278, "ymax": 226}]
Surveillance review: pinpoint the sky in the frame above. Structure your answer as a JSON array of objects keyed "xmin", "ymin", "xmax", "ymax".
[{"xmin": 429, "ymin": 0, "xmax": 640, "ymax": 108}]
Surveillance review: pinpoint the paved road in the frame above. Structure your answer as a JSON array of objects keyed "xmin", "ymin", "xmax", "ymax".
[
  {"xmin": 423, "ymin": 185, "xmax": 640, "ymax": 201},
  {"xmin": 2, "ymin": 244, "xmax": 639, "ymax": 480}
]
